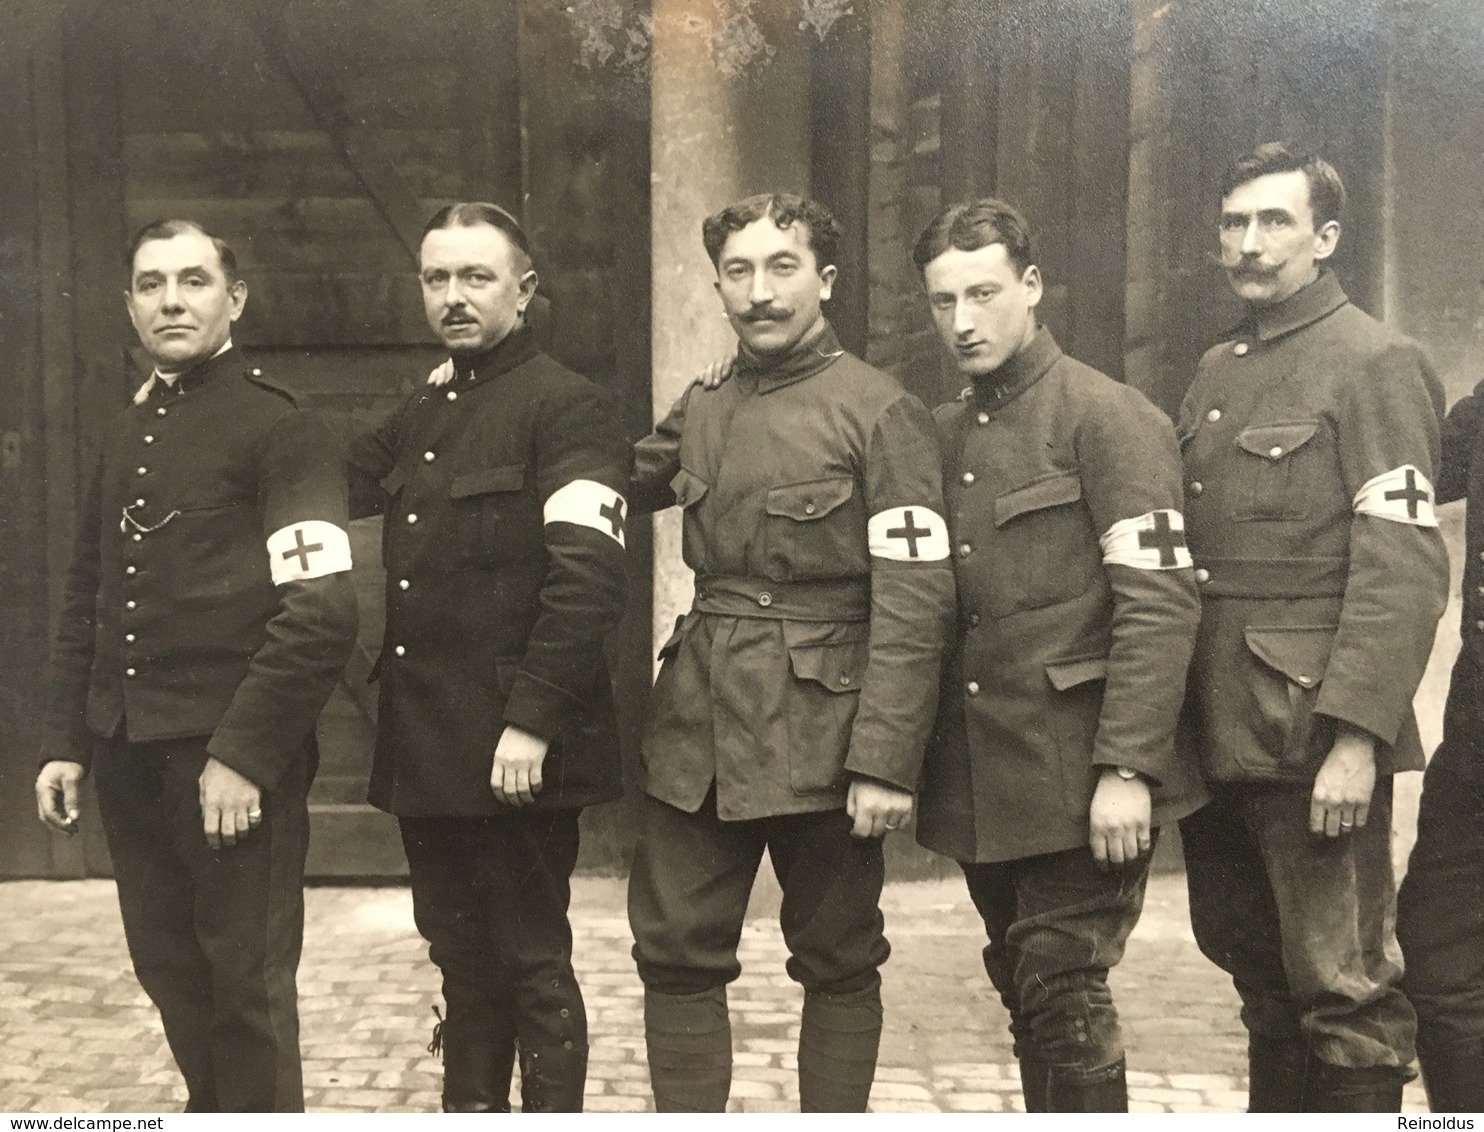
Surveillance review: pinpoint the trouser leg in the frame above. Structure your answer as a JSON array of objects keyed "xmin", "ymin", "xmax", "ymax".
[
  {"xmin": 767, "ymin": 807, "xmax": 890, "ymax": 1112},
  {"xmin": 98, "ymin": 734, "xmax": 312, "ymax": 1113},
  {"xmin": 1398, "ymin": 731, "xmax": 1484, "ymax": 1113},
  {"xmin": 628, "ymin": 791, "xmax": 765, "ymax": 1111}
]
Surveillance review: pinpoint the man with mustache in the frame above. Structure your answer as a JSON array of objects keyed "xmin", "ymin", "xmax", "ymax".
[
  {"xmin": 1177, "ymin": 143, "xmax": 1449, "ymax": 1111},
  {"xmin": 911, "ymin": 199, "xmax": 1205, "ymax": 1112},
  {"xmin": 626, "ymin": 192, "xmax": 956, "ymax": 1111},
  {"xmin": 35, "ymin": 218, "xmax": 358, "ymax": 1110},
  {"xmin": 349, "ymin": 203, "xmax": 628, "ymax": 1112}
]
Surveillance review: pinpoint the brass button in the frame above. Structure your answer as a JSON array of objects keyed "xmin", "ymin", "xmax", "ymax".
[
  {"xmin": 144, "ymin": 435, "xmax": 155, "ymax": 444},
  {"xmin": 1206, "ymin": 409, "xmax": 1222, "ymax": 423},
  {"xmin": 156, "ymin": 407, "xmax": 167, "ymax": 417},
  {"xmin": 968, "ymin": 613, "xmax": 981, "ymax": 627},
  {"xmin": 394, "ymin": 645, "xmax": 406, "ymax": 657},
  {"xmin": 977, "ymin": 412, "xmax": 990, "ymax": 425},
  {"xmin": 132, "ymin": 534, "xmax": 142, "ymax": 543},
  {"xmin": 252, "ymin": 368, "xmax": 262, "ymax": 376},
  {"xmin": 399, "ymin": 579, "xmax": 410, "ymax": 591},
  {"xmin": 966, "ymin": 681, "xmax": 980, "ymax": 695},
  {"xmin": 1269, "ymin": 446, "xmax": 1283, "ymax": 458},
  {"xmin": 958, "ymin": 543, "xmax": 972, "ymax": 558},
  {"xmin": 1297, "ymin": 675, "xmax": 1314, "ymax": 687},
  {"xmin": 424, "ymin": 451, "xmax": 436, "ymax": 463},
  {"xmin": 126, "ymin": 601, "xmax": 137, "ymax": 609},
  {"xmin": 1476, "ymin": 621, "xmax": 1484, "ymax": 633},
  {"xmin": 125, "ymin": 634, "xmax": 135, "ymax": 643},
  {"xmin": 135, "ymin": 498, "xmax": 145, "ymax": 507},
  {"xmin": 563, "ymin": 1040, "xmax": 573, "ymax": 1050},
  {"xmin": 406, "ymin": 513, "xmax": 418, "ymax": 525},
  {"xmin": 136, "ymin": 466, "xmax": 148, "ymax": 476},
  {"xmin": 1194, "ymin": 568, "xmax": 1211, "ymax": 584},
  {"xmin": 838, "ymin": 674, "xmax": 851, "ymax": 686},
  {"xmin": 757, "ymin": 592, "xmax": 773, "ymax": 607},
  {"xmin": 1189, "ymin": 482, "xmax": 1203, "ymax": 496},
  {"xmin": 1233, "ymin": 342, "xmax": 1250, "ymax": 357},
  {"xmin": 126, "ymin": 566, "xmax": 137, "ymax": 576},
  {"xmin": 962, "ymin": 472, "xmax": 975, "ymax": 486},
  {"xmin": 560, "ymin": 1008, "xmax": 570, "ymax": 1019},
  {"xmin": 804, "ymin": 502, "xmax": 816, "ymax": 515},
  {"xmin": 125, "ymin": 668, "xmax": 136, "ymax": 677},
  {"xmin": 446, "ymin": 390, "xmax": 457, "ymax": 402}
]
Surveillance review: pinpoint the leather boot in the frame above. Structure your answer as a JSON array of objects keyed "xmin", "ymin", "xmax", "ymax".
[
  {"xmin": 1046, "ymin": 1057, "xmax": 1128, "ymax": 1113},
  {"xmin": 429, "ymin": 1005, "xmax": 516, "ymax": 1113},
  {"xmin": 1247, "ymin": 1036, "xmax": 1311, "ymax": 1112},
  {"xmin": 1307, "ymin": 1060, "xmax": 1407, "ymax": 1112},
  {"xmin": 1417, "ymin": 1034, "xmax": 1484, "ymax": 1113},
  {"xmin": 1017, "ymin": 1055, "xmax": 1050, "ymax": 1113},
  {"xmin": 644, "ymin": 987, "xmax": 733, "ymax": 1112},
  {"xmin": 798, "ymin": 985, "xmax": 883, "ymax": 1112},
  {"xmin": 517, "ymin": 1042, "xmax": 588, "ymax": 1113}
]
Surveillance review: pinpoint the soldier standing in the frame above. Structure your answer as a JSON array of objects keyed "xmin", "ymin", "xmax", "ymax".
[
  {"xmin": 1178, "ymin": 143, "xmax": 1449, "ymax": 1111},
  {"xmin": 912, "ymin": 199, "xmax": 1205, "ymax": 1112},
  {"xmin": 35, "ymin": 219, "xmax": 358, "ymax": 1111},
  {"xmin": 627, "ymin": 192, "xmax": 956, "ymax": 1112},
  {"xmin": 350, "ymin": 203, "xmax": 628, "ymax": 1112}
]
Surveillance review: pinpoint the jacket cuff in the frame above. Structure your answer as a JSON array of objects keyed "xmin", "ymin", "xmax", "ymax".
[
  {"xmin": 204, "ymin": 729, "xmax": 288, "ymax": 792},
  {"xmin": 502, "ymin": 672, "xmax": 583, "ymax": 744}
]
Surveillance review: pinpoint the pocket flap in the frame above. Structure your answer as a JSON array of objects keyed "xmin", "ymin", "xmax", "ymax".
[
  {"xmin": 656, "ymin": 614, "xmax": 690, "ymax": 662},
  {"xmin": 1235, "ymin": 421, "xmax": 1320, "ymax": 461},
  {"xmin": 670, "ymin": 467, "xmax": 710, "ymax": 509},
  {"xmin": 1244, "ymin": 624, "xmax": 1337, "ymax": 688},
  {"xmin": 788, "ymin": 636, "xmax": 869, "ymax": 693},
  {"xmin": 1045, "ymin": 655, "xmax": 1109, "ymax": 691},
  {"xmin": 765, "ymin": 477, "xmax": 855, "ymax": 522},
  {"xmin": 995, "ymin": 471, "xmax": 1082, "ymax": 527},
  {"xmin": 449, "ymin": 464, "xmax": 525, "ymax": 499}
]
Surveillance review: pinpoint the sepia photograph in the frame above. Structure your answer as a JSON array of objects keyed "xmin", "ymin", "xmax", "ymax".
[{"xmin": 1, "ymin": 0, "xmax": 1481, "ymax": 1115}]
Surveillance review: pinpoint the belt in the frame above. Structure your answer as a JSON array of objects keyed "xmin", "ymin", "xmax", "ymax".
[
  {"xmin": 692, "ymin": 574, "xmax": 871, "ymax": 621},
  {"xmin": 1193, "ymin": 555, "xmax": 1350, "ymax": 599}
]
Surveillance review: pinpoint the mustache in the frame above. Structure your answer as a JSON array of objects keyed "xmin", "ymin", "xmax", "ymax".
[
  {"xmin": 1207, "ymin": 250, "xmax": 1274, "ymax": 278},
  {"xmin": 741, "ymin": 305, "xmax": 793, "ymax": 323}
]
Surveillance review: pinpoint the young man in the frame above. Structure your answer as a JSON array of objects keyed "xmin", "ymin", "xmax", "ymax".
[
  {"xmin": 912, "ymin": 199, "xmax": 1205, "ymax": 1112},
  {"xmin": 36, "ymin": 219, "xmax": 358, "ymax": 1111},
  {"xmin": 1178, "ymin": 143, "xmax": 1449, "ymax": 1111},
  {"xmin": 627, "ymin": 192, "xmax": 956, "ymax": 1111},
  {"xmin": 349, "ymin": 203, "xmax": 628, "ymax": 1113}
]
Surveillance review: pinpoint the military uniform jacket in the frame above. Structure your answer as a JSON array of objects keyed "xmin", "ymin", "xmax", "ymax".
[
  {"xmin": 44, "ymin": 347, "xmax": 359, "ymax": 790},
  {"xmin": 1179, "ymin": 271, "xmax": 1450, "ymax": 783},
  {"xmin": 349, "ymin": 327, "xmax": 628, "ymax": 816},
  {"xmin": 630, "ymin": 323, "xmax": 957, "ymax": 821},
  {"xmin": 915, "ymin": 329, "xmax": 1205, "ymax": 864}
]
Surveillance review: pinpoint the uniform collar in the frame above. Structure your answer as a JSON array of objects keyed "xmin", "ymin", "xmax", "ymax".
[
  {"xmin": 449, "ymin": 324, "xmax": 541, "ymax": 389},
  {"xmin": 148, "ymin": 342, "xmax": 239, "ymax": 400},
  {"xmin": 1247, "ymin": 269, "xmax": 1349, "ymax": 342},
  {"xmin": 736, "ymin": 322, "xmax": 846, "ymax": 395},
  {"xmin": 970, "ymin": 325, "xmax": 1061, "ymax": 409}
]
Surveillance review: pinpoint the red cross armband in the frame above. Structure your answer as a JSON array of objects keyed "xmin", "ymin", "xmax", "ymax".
[
  {"xmin": 266, "ymin": 520, "xmax": 353, "ymax": 585},
  {"xmin": 544, "ymin": 480, "xmax": 628, "ymax": 547},
  {"xmin": 1353, "ymin": 465, "xmax": 1439, "ymax": 527},
  {"xmin": 1099, "ymin": 509, "xmax": 1193, "ymax": 570},
  {"xmin": 867, "ymin": 505, "xmax": 950, "ymax": 562}
]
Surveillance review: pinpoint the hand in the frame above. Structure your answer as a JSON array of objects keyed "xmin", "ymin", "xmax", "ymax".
[
  {"xmin": 199, "ymin": 757, "xmax": 263, "ymax": 850},
  {"xmin": 1088, "ymin": 769, "xmax": 1153, "ymax": 867},
  {"xmin": 1309, "ymin": 724, "xmax": 1377, "ymax": 837},
  {"xmin": 427, "ymin": 359, "xmax": 456, "ymax": 387},
  {"xmin": 36, "ymin": 760, "xmax": 88, "ymax": 835},
  {"xmin": 490, "ymin": 725, "xmax": 551, "ymax": 806},
  {"xmin": 694, "ymin": 354, "xmax": 736, "ymax": 391},
  {"xmin": 845, "ymin": 777, "xmax": 914, "ymax": 839}
]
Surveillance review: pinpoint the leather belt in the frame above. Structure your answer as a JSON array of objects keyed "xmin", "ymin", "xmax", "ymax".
[{"xmin": 692, "ymin": 574, "xmax": 870, "ymax": 621}]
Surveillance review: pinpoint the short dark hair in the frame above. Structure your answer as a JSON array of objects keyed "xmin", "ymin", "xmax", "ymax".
[
  {"xmin": 422, "ymin": 202, "xmax": 533, "ymax": 267},
  {"xmin": 126, "ymin": 219, "xmax": 239, "ymax": 285},
  {"xmin": 912, "ymin": 199, "xmax": 1036, "ymax": 278},
  {"xmin": 701, "ymin": 192, "xmax": 841, "ymax": 271},
  {"xmin": 1219, "ymin": 142, "xmax": 1346, "ymax": 229}
]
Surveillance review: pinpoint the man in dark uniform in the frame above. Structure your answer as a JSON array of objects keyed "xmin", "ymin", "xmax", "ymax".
[
  {"xmin": 627, "ymin": 192, "xmax": 956, "ymax": 1112},
  {"xmin": 35, "ymin": 219, "xmax": 358, "ymax": 1112},
  {"xmin": 1397, "ymin": 382, "xmax": 1484, "ymax": 1112},
  {"xmin": 349, "ymin": 203, "xmax": 628, "ymax": 1113},
  {"xmin": 912, "ymin": 199, "xmax": 1205, "ymax": 1112},
  {"xmin": 1178, "ymin": 143, "xmax": 1450, "ymax": 1111}
]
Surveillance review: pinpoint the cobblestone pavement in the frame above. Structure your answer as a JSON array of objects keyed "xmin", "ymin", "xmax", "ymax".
[{"xmin": 0, "ymin": 874, "xmax": 1429, "ymax": 1114}]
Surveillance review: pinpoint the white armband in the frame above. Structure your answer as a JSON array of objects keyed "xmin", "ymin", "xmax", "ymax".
[
  {"xmin": 868, "ymin": 506, "xmax": 950, "ymax": 562},
  {"xmin": 267, "ymin": 521, "xmax": 353, "ymax": 584},
  {"xmin": 544, "ymin": 479, "xmax": 627, "ymax": 547},
  {"xmin": 1353, "ymin": 465, "xmax": 1438, "ymax": 527},
  {"xmin": 1100, "ymin": 510, "xmax": 1193, "ymax": 570}
]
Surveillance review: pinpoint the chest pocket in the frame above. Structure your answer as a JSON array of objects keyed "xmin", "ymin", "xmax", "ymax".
[
  {"xmin": 447, "ymin": 464, "xmax": 536, "ymax": 565},
  {"xmin": 1232, "ymin": 420, "xmax": 1322, "ymax": 522},
  {"xmin": 762, "ymin": 476, "xmax": 864, "ymax": 580},
  {"xmin": 985, "ymin": 471, "xmax": 1100, "ymax": 617}
]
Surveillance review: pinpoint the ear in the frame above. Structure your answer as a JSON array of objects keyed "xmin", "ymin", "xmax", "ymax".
[
  {"xmin": 1022, "ymin": 264, "xmax": 1044, "ymax": 309},
  {"xmin": 818, "ymin": 263, "xmax": 838, "ymax": 303},
  {"xmin": 516, "ymin": 269, "xmax": 539, "ymax": 313},
  {"xmin": 1312, "ymin": 219, "xmax": 1341, "ymax": 263},
  {"xmin": 227, "ymin": 278, "xmax": 248, "ymax": 323}
]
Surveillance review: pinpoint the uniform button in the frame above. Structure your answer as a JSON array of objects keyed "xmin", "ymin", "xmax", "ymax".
[
  {"xmin": 143, "ymin": 435, "xmax": 155, "ymax": 444},
  {"xmin": 394, "ymin": 645, "xmax": 406, "ymax": 657},
  {"xmin": 446, "ymin": 390, "xmax": 457, "ymax": 401},
  {"xmin": 1476, "ymin": 585, "xmax": 1484, "ymax": 597},
  {"xmin": 1194, "ymin": 568, "xmax": 1211, "ymax": 584},
  {"xmin": 398, "ymin": 579, "xmax": 410, "ymax": 591},
  {"xmin": 1476, "ymin": 621, "xmax": 1484, "ymax": 633},
  {"xmin": 1233, "ymin": 342, "xmax": 1250, "ymax": 357},
  {"xmin": 1189, "ymin": 481, "xmax": 1204, "ymax": 496},
  {"xmin": 560, "ymin": 1008, "xmax": 570, "ymax": 1019},
  {"xmin": 406, "ymin": 513, "xmax": 418, "ymax": 524},
  {"xmin": 1206, "ymin": 409, "xmax": 1222, "ymax": 423},
  {"xmin": 135, "ymin": 498, "xmax": 145, "ymax": 507},
  {"xmin": 804, "ymin": 502, "xmax": 816, "ymax": 515},
  {"xmin": 125, "ymin": 668, "xmax": 136, "ymax": 677},
  {"xmin": 958, "ymin": 543, "xmax": 972, "ymax": 558},
  {"xmin": 126, "ymin": 600, "xmax": 137, "ymax": 610},
  {"xmin": 126, "ymin": 566, "xmax": 136, "ymax": 575},
  {"xmin": 156, "ymin": 407, "xmax": 168, "ymax": 417},
  {"xmin": 961, "ymin": 472, "xmax": 975, "ymax": 486},
  {"xmin": 563, "ymin": 1040, "xmax": 574, "ymax": 1050},
  {"xmin": 1269, "ymin": 445, "xmax": 1283, "ymax": 458},
  {"xmin": 976, "ymin": 412, "xmax": 990, "ymax": 425},
  {"xmin": 252, "ymin": 368, "xmax": 262, "ymax": 376},
  {"xmin": 838, "ymin": 674, "xmax": 851, "ymax": 686},
  {"xmin": 125, "ymin": 634, "xmax": 135, "ymax": 643},
  {"xmin": 423, "ymin": 451, "xmax": 436, "ymax": 463},
  {"xmin": 968, "ymin": 613, "xmax": 981, "ymax": 627},
  {"xmin": 1297, "ymin": 675, "xmax": 1314, "ymax": 686},
  {"xmin": 136, "ymin": 466, "xmax": 148, "ymax": 476},
  {"xmin": 132, "ymin": 533, "xmax": 142, "ymax": 543},
  {"xmin": 757, "ymin": 592, "xmax": 773, "ymax": 607},
  {"xmin": 966, "ymin": 681, "xmax": 980, "ymax": 696}
]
